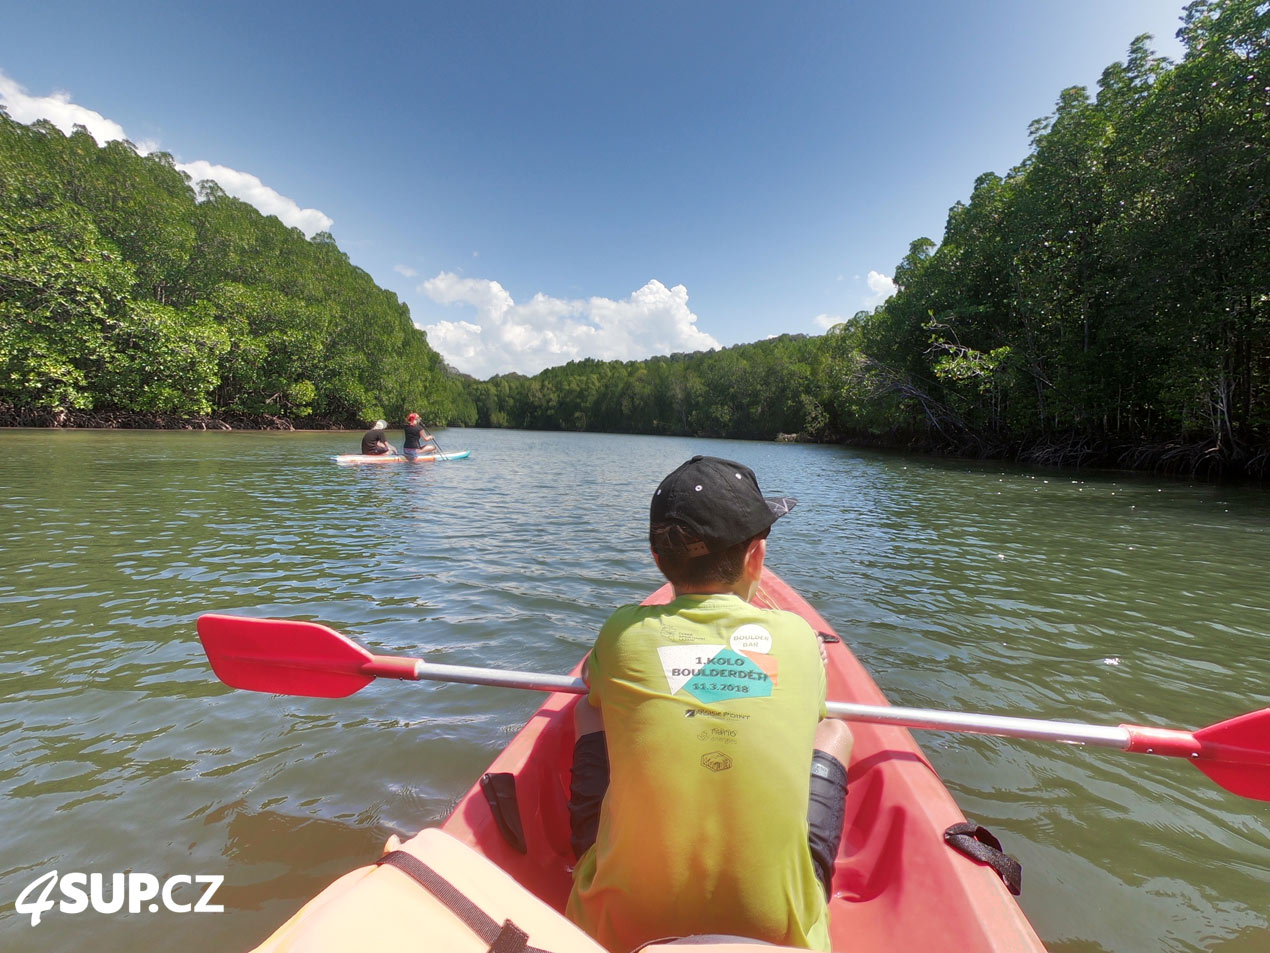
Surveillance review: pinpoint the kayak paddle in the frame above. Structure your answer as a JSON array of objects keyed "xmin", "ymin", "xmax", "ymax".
[{"xmin": 196, "ymin": 613, "xmax": 1270, "ymax": 802}]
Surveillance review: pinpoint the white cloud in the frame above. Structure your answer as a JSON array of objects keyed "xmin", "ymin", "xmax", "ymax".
[
  {"xmin": 865, "ymin": 270, "xmax": 897, "ymax": 308},
  {"xmin": 176, "ymin": 159, "xmax": 333, "ymax": 235},
  {"xmin": 395, "ymin": 265, "xmax": 419, "ymax": 278},
  {"xmin": 0, "ymin": 69, "xmax": 332, "ymax": 236},
  {"xmin": 420, "ymin": 274, "xmax": 720, "ymax": 378},
  {"xmin": 816, "ymin": 268, "xmax": 897, "ymax": 331},
  {"xmin": 0, "ymin": 72, "xmax": 130, "ymax": 146}
]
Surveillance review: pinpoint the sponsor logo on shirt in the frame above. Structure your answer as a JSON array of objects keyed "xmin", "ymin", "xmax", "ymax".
[
  {"xmin": 683, "ymin": 708, "xmax": 752, "ymax": 721},
  {"xmin": 697, "ymin": 726, "xmax": 738, "ymax": 744},
  {"xmin": 700, "ymin": 751, "xmax": 733, "ymax": 772}
]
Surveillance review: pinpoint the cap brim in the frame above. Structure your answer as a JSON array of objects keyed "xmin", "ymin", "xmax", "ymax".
[{"xmin": 765, "ymin": 496, "xmax": 798, "ymax": 519}]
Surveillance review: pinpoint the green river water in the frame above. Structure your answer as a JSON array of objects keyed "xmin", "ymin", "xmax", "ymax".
[{"xmin": 0, "ymin": 427, "xmax": 1266, "ymax": 952}]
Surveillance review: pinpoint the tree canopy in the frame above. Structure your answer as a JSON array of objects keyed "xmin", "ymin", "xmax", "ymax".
[{"xmin": 0, "ymin": 112, "xmax": 474, "ymax": 427}]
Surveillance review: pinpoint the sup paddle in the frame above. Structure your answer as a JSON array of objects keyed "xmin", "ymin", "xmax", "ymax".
[
  {"xmin": 196, "ymin": 613, "xmax": 1270, "ymax": 802},
  {"xmin": 426, "ymin": 427, "xmax": 444, "ymax": 457}
]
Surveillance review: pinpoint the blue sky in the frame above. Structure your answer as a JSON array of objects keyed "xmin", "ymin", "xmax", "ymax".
[{"xmin": 1, "ymin": 1, "xmax": 1187, "ymax": 379}]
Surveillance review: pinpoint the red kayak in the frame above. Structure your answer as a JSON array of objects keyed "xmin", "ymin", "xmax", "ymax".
[
  {"xmin": 440, "ymin": 568, "xmax": 1046, "ymax": 952},
  {"xmin": 216, "ymin": 569, "xmax": 1265, "ymax": 952}
]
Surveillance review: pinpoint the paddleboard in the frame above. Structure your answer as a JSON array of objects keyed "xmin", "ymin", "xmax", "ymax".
[{"xmin": 334, "ymin": 450, "xmax": 471, "ymax": 465}]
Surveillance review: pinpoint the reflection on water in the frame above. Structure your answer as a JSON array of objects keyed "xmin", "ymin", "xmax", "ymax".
[{"xmin": 0, "ymin": 428, "xmax": 1266, "ymax": 953}]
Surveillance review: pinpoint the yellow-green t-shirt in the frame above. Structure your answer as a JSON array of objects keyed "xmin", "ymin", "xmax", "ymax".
[{"xmin": 566, "ymin": 593, "xmax": 829, "ymax": 952}]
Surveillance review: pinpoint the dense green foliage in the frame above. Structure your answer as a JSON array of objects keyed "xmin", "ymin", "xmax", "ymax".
[
  {"xmin": 465, "ymin": 1, "xmax": 1270, "ymax": 476},
  {"xmin": 854, "ymin": 0, "xmax": 1270, "ymax": 474},
  {"xmin": 466, "ymin": 335, "xmax": 835, "ymax": 438},
  {"xmin": 0, "ymin": 112, "xmax": 473, "ymax": 426}
]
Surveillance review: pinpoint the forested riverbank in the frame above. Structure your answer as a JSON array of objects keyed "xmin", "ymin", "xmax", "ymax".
[
  {"xmin": 0, "ymin": 404, "xmax": 344, "ymax": 430},
  {"xmin": 3, "ymin": 1, "xmax": 1267, "ymax": 475},
  {"xmin": 0, "ymin": 110, "xmax": 475, "ymax": 429}
]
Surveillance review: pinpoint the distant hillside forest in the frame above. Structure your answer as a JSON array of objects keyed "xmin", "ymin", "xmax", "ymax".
[{"xmin": 3, "ymin": 1, "xmax": 1267, "ymax": 477}]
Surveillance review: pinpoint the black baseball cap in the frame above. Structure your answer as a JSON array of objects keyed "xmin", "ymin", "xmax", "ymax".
[{"xmin": 649, "ymin": 455, "xmax": 797, "ymax": 558}]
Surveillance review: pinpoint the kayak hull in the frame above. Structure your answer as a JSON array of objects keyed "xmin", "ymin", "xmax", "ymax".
[
  {"xmin": 334, "ymin": 449, "xmax": 471, "ymax": 464},
  {"xmin": 440, "ymin": 569, "xmax": 1046, "ymax": 952}
]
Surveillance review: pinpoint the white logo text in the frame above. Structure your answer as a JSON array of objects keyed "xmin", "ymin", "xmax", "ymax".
[{"xmin": 15, "ymin": 871, "xmax": 225, "ymax": 926}]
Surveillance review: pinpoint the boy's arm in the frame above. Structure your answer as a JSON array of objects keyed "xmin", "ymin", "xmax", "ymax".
[
  {"xmin": 580, "ymin": 652, "xmax": 603, "ymax": 712},
  {"xmin": 575, "ymin": 652, "xmax": 605, "ymax": 733}
]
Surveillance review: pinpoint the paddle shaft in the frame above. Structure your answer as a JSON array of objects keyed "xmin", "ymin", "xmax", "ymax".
[
  {"xmin": 383, "ymin": 656, "xmax": 1242, "ymax": 762},
  {"xmin": 195, "ymin": 612, "xmax": 1270, "ymax": 799},
  {"xmin": 407, "ymin": 658, "xmax": 584, "ymax": 694}
]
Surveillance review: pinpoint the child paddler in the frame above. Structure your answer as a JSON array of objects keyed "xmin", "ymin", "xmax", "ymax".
[{"xmin": 566, "ymin": 455, "xmax": 852, "ymax": 951}]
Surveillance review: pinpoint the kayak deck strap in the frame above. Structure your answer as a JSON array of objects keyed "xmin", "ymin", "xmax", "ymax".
[
  {"xmin": 377, "ymin": 850, "xmax": 550, "ymax": 953},
  {"xmin": 943, "ymin": 824, "xmax": 1022, "ymax": 896}
]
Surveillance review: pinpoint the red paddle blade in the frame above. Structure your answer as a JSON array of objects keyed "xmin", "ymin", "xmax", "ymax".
[
  {"xmin": 197, "ymin": 613, "xmax": 376, "ymax": 698},
  {"xmin": 1193, "ymin": 709, "xmax": 1270, "ymax": 801}
]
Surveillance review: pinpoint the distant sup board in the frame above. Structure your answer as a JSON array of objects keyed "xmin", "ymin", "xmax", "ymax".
[{"xmin": 334, "ymin": 450, "xmax": 471, "ymax": 465}]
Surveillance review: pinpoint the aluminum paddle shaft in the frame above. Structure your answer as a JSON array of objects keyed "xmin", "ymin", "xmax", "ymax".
[{"xmin": 196, "ymin": 613, "xmax": 1270, "ymax": 800}]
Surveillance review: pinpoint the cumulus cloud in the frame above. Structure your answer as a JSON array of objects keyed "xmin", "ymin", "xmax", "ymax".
[
  {"xmin": 420, "ymin": 274, "xmax": 720, "ymax": 378},
  {"xmin": 813, "ymin": 313, "xmax": 844, "ymax": 331},
  {"xmin": 865, "ymin": 270, "xmax": 898, "ymax": 308},
  {"xmin": 176, "ymin": 159, "xmax": 333, "ymax": 234},
  {"xmin": 394, "ymin": 264, "xmax": 419, "ymax": 278},
  {"xmin": 0, "ymin": 69, "xmax": 332, "ymax": 236},
  {"xmin": 0, "ymin": 72, "xmax": 131, "ymax": 146}
]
